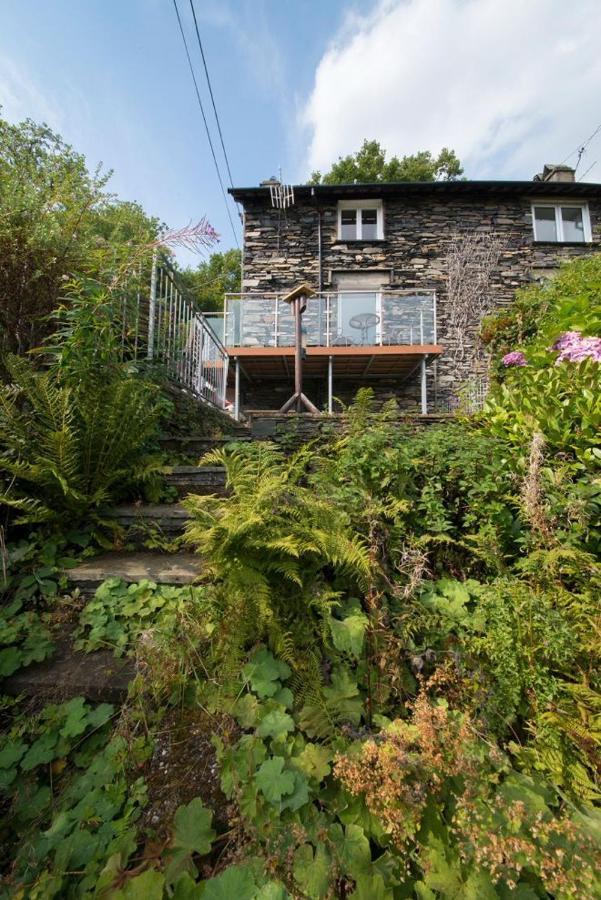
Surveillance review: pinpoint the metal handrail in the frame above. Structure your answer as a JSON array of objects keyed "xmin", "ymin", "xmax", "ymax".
[{"xmin": 126, "ymin": 252, "xmax": 230, "ymax": 410}]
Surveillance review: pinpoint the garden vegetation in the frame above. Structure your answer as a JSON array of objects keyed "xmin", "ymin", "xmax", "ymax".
[{"xmin": 0, "ymin": 115, "xmax": 600, "ymax": 898}]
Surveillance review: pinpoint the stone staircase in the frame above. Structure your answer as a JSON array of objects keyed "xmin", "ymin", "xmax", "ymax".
[{"xmin": 5, "ymin": 422, "xmax": 246, "ymax": 703}]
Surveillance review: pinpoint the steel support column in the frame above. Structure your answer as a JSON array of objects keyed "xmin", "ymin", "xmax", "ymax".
[
  {"xmin": 327, "ymin": 355, "xmax": 333, "ymax": 414},
  {"xmin": 234, "ymin": 357, "xmax": 240, "ymax": 421},
  {"xmin": 420, "ymin": 356, "xmax": 428, "ymax": 415}
]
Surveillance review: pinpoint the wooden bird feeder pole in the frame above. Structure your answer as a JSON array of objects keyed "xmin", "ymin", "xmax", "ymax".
[{"xmin": 279, "ymin": 283, "xmax": 320, "ymax": 414}]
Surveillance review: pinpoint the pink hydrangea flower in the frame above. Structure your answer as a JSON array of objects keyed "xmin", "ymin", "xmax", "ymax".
[
  {"xmin": 551, "ymin": 331, "xmax": 601, "ymax": 364},
  {"xmin": 502, "ymin": 351, "xmax": 527, "ymax": 367}
]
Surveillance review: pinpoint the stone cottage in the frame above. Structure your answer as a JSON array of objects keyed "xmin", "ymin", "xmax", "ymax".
[{"xmin": 220, "ymin": 165, "xmax": 600, "ymax": 415}]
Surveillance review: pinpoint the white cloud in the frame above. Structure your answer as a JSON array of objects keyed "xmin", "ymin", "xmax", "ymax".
[
  {"xmin": 302, "ymin": 0, "xmax": 601, "ymax": 181},
  {"xmin": 0, "ymin": 55, "xmax": 65, "ymax": 129}
]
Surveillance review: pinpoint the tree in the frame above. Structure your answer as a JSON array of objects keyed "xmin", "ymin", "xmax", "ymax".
[
  {"xmin": 177, "ymin": 248, "xmax": 241, "ymax": 313},
  {"xmin": 309, "ymin": 139, "xmax": 463, "ymax": 185},
  {"xmin": 0, "ymin": 110, "xmax": 159, "ymax": 356}
]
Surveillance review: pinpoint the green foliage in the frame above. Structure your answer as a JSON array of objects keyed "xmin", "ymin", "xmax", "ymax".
[
  {"xmin": 0, "ymin": 597, "xmax": 54, "ymax": 676},
  {"xmin": 309, "ymin": 139, "xmax": 463, "ymax": 184},
  {"xmin": 0, "ymin": 352, "xmax": 165, "ymax": 526},
  {"xmin": 485, "ymin": 359, "xmax": 600, "ymax": 464},
  {"xmin": 0, "ymin": 697, "xmax": 152, "ymax": 898},
  {"xmin": 0, "ymin": 109, "xmax": 159, "ymax": 356},
  {"xmin": 183, "ymin": 442, "xmax": 370, "ymax": 668},
  {"xmin": 177, "ymin": 248, "xmax": 241, "ymax": 313},
  {"xmin": 76, "ymin": 578, "xmax": 212, "ymax": 657},
  {"xmin": 1, "ymin": 249, "xmax": 600, "ymax": 896},
  {"xmin": 481, "ymin": 253, "xmax": 601, "ymax": 367}
]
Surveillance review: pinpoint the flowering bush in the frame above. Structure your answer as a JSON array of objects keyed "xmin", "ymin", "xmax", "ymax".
[
  {"xmin": 502, "ymin": 350, "xmax": 527, "ymax": 367},
  {"xmin": 552, "ymin": 330, "xmax": 601, "ymax": 364}
]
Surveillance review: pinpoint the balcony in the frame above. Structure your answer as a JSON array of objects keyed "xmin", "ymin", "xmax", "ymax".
[{"xmin": 221, "ymin": 290, "xmax": 437, "ymax": 349}]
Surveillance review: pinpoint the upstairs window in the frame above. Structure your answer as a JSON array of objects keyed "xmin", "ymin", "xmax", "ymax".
[
  {"xmin": 338, "ymin": 200, "xmax": 383, "ymax": 240},
  {"xmin": 532, "ymin": 203, "xmax": 591, "ymax": 243}
]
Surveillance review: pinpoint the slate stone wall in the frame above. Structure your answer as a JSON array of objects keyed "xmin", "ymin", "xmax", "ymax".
[{"xmin": 237, "ymin": 193, "xmax": 601, "ymax": 407}]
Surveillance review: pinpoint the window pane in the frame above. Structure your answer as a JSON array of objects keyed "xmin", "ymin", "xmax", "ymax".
[
  {"xmin": 561, "ymin": 207, "xmax": 585, "ymax": 242},
  {"xmin": 534, "ymin": 207, "xmax": 557, "ymax": 241},
  {"xmin": 361, "ymin": 208, "xmax": 378, "ymax": 239},
  {"xmin": 340, "ymin": 209, "xmax": 357, "ymax": 240}
]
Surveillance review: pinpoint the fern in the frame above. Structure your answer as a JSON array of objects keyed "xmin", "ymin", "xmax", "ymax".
[
  {"xmin": 0, "ymin": 354, "xmax": 163, "ymax": 525},
  {"xmin": 183, "ymin": 442, "xmax": 371, "ymax": 675}
]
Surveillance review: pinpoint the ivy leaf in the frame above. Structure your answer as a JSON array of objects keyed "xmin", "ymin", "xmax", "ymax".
[
  {"xmin": 21, "ymin": 731, "xmax": 59, "ymax": 771},
  {"xmin": 329, "ymin": 610, "xmax": 368, "ymax": 659},
  {"xmin": 255, "ymin": 756, "xmax": 295, "ymax": 804},
  {"xmin": 255, "ymin": 882, "xmax": 289, "ymax": 900},
  {"xmin": 60, "ymin": 697, "xmax": 90, "ymax": 738},
  {"xmin": 173, "ymin": 797, "xmax": 215, "ymax": 854},
  {"xmin": 232, "ymin": 693, "xmax": 260, "ymax": 729},
  {"xmin": 328, "ymin": 824, "xmax": 371, "ymax": 878},
  {"xmin": 292, "ymin": 743, "xmax": 332, "ymax": 782},
  {"xmin": 242, "ymin": 649, "xmax": 290, "ymax": 698},
  {"xmin": 86, "ymin": 702, "xmax": 115, "ymax": 730},
  {"xmin": 293, "ymin": 842, "xmax": 331, "ymax": 899},
  {"xmin": 272, "ymin": 686, "xmax": 294, "ymax": 709},
  {"xmin": 172, "ymin": 872, "xmax": 202, "ymax": 899},
  {"xmin": 112, "ymin": 869, "xmax": 166, "ymax": 899},
  {"xmin": 351, "ymin": 873, "xmax": 392, "ymax": 900},
  {"xmin": 199, "ymin": 864, "xmax": 256, "ymax": 900},
  {"xmin": 257, "ymin": 709, "xmax": 294, "ymax": 741},
  {"xmin": 324, "ymin": 668, "xmax": 363, "ymax": 725},
  {"xmin": 0, "ymin": 740, "xmax": 27, "ymax": 769},
  {"xmin": 280, "ymin": 771, "xmax": 310, "ymax": 812},
  {"xmin": 0, "ymin": 646, "xmax": 22, "ymax": 677}
]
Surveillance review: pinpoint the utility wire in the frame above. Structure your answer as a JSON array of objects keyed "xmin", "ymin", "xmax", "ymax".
[
  {"xmin": 188, "ymin": 0, "xmax": 235, "ymax": 190},
  {"xmin": 172, "ymin": 0, "xmax": 239, "ymax": 248},
  {"xmin": 578, "ymin": 160, "xmax": 598, "ymax": 182},
  {"xmin": 559, "ymin": 121, "xmax": 601, "ymax": 170}
]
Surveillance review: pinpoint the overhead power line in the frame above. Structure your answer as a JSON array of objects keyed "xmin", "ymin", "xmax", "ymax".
[
  {"xmin": 172, "ymin": 0, "xmax": 239, "ymax": 248},
  {"xmin": 560, "ymin": 121, "xmax": 601, "ymax": 170},
  {"xmin": 188, "ymin": 0, "xmax": 236, "ymax": 190}
]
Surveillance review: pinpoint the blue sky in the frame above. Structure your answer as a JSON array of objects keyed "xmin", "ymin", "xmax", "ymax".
[{"xmin": 2, "ymin": 0, "xmax": 601, "ymax": 263}]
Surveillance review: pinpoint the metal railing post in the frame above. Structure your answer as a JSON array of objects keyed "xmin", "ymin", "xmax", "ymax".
[
  {"xmin": 234, "ymin": 357, "xmax": 240, "ymax": 420},
  {"xmin": 147, "ymin": 250, "xmax": 158, "ymax": 360}
]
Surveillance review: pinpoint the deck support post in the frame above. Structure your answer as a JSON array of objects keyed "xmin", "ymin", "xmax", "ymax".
[
  {"xmin": 420, "ymin": 355, "xmax": 428, "ymax": 415},
  {"xmin": 327, "ymin": 355, "xmax": 333, "ymax": 414},
  {"xmin": 234, "ymin": 356, "xmax": 240, "ymax": 421}
]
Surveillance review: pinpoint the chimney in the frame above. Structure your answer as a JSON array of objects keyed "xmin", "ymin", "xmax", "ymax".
[{"xmin": 533, "ymin": 164, "xmax": 576, "ymax": 183}]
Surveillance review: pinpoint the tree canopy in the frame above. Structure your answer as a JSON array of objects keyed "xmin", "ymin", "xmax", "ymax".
[
  {"xmin": 0, "ymin": 111, "xmax": 160, "ymax": 355},
  {"xmin": 309, "ymin": 139, "xmax": 463, "ymax": 185},
  {"xmin": 177, "ymin": 248, "xmax": 241, "ymax": 313}
]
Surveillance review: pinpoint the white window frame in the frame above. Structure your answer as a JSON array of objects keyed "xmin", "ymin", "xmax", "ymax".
[
  {"xmin": 531, "ymin": 201, "xmax": 592, "ymax": 243},
  {"xmin": 337, "ymin": 199, "xmax": 384, "ymax": 240}
]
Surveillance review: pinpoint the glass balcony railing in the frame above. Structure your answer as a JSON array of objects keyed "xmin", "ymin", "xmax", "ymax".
[{"xmin": 220, "ymin": 291, "xmax": 437, "ymax": 348}]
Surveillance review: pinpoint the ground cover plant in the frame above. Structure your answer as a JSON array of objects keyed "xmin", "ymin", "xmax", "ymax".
[{"xmin": 0, "ymin": 168, "xmax": 600, "ymax": 899}]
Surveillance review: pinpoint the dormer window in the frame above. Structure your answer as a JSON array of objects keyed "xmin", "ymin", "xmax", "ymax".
[
  {"xmin": 338, "ymin": 199, "xmax": 383, "ymax": 240},
  {"xmin": 532, "ymin": 203, "xmax": 591, "ymax": 243}
]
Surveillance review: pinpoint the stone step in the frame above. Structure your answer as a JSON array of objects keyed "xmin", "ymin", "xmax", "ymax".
[
  {"xmin": 4, "ymin": 637, "xmax": 135, "ymax": 704},
  {"xmin": 164, "ymin": 465, "xmax": 227, "ymax": 497},
  {"xmin": 109, "ymin": 503, "xmax": 190, "ymax": 536},
  {"xmin": 159, "ymin": 433, "xmax": 251, "ymax": 457},
  {"xmin": 67, "ymin": 551, "xmax": 202, "ymax": 596}
]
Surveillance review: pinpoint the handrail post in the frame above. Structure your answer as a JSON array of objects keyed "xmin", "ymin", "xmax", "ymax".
[{"xmin": 147, "ymin": 250, "xmax": 158, "ymax": 360}]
